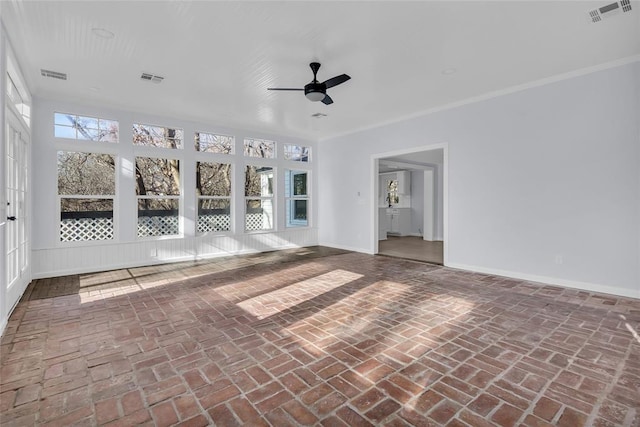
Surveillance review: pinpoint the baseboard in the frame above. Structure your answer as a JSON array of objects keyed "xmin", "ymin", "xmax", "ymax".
[
  {"xmin": 446, "ymin": 262, "xmax": 639, "ymax": 299},
  {"xmin": 32, "ymin": 243, "xmax": 309, "ymax": 279},
  {"xmin": 318, "ymin": 241, "xmax": 371, "ymax": 255}
]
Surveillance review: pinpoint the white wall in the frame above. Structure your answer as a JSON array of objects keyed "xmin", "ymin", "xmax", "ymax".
[
  {"xmin": 31, "ymin": 98, "xmax": 318, "ymax": 278},
  {"xmin": 319, "ymin": 62, "xmax": 640, "ymax": 298},
  {"xmin": 410, "ymin": 170, "xmax": 424, "ymax": 235}
]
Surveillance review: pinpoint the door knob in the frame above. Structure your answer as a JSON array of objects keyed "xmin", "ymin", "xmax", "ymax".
[{"xmin": 7, "ymin": 216, "xmax": 16, "ymax": 221}]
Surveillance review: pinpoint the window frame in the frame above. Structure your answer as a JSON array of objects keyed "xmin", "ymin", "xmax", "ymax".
[
  {"xmin": 285, "ymin": 169, "xmax": 310, "ymax": 228},
  {"xmin": 283, "ymin": 144, "xmax": 311, "ymax": 162},
  {"xmin": 56, "ymin": 150, "xmax": 117, "ymax": 243},
  {"xmin": 134, "ymin": 155, "xmax": 182, "ymax": 239},
  {"xmin": 195, "ymin": 131, "xmax": 235, "ymax": 154},
  {"xmin": 244, "ymin": 164, "xmax": 276, "ymax": 232},
  {"xmin": 244, "ymin": 138, "xmax": 276, "ymax": 159},
  {"xmin": 54, "ymin": 112, "xmax": 119, "ymax": 143},
  {"xmin": 133, "ymin": 122, "xmax": 184, "ymax": 149},
  {"xmin": 196, "ymin": 160, "xmax": 232, "ymax": 234}
]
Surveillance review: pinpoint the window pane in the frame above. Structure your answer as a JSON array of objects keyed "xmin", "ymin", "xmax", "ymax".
[
  {"xmin": 58, "ymin": 152, "xmax": 115, "ymax": 195},
  {"xmin": 60, "ymin": 198, "xmax": 113, "ymax": 241},
  {"xmin": 285, "ymin": 170, "xmax": 308, "ymax": 197},
  {"xmin": 284, "ymin": 144, "xmax": 310, "ymax": 162},
  {"xmin": 54, "ymin": 125, "xmax": 76, "ymax": 139},
  {"xmin": 287, "ymin": 200, "xmax": 308, "ymax": 227},
  {"xmin": 135, "ymin": 157, "xmax": 180, "ymax": 196},
  {"xmin": 54, "ymin": 112, "xmax": 75, "ymax": 126},
  {"xmin": 244, "ymin": 138, "xmax": 275, "ymax": 158},
  {"xmin": 245, "ymin": 166, "xmax": 273, "ymax": 197},
  {"xmin": 197, "ymin": 198, "xmax": 230, "ymax": 233},
  {"xmin": 195, "ymin": 132, "xmax": 234, "ymax": 154},
  {"xmin": 98, "ymin": 120, "xmax": 119, "ymax": 142},
  {"xmin": 197, "ymin": 162, "xmax": 231, "ymax": 196},
  {"xmin": 246, "ymin": 199, "xmax": 273, "ymax": 231},
  {"xmin": 76, "ymin": 128, "xmax": 101, "ymax": 140},
  {"xmin": 137, "ymin": 198, "xmax": 179, "ymax": 237},
  {"xmin": 133, "ymin": 123, "xmax": 183, "ymax": 148},
  {"xmin": 294, "ymin": 172, "xmax": 307, "ymax": 196},
  {"xmin": 77, "ymin": 116, "xmax": 98, "ymax": 130}
]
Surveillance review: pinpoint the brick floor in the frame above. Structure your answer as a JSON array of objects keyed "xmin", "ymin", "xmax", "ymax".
[{"xmin": 1, "ymin": 247, "xmax": 639, "ymax": 426}]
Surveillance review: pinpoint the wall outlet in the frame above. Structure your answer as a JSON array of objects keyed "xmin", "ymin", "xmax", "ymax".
[{"xmin": 554, "ymin": 254, "xmax": 563, "ymax": 265}]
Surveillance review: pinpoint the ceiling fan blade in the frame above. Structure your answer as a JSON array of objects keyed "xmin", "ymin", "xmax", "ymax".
[
  {"xmin": 267, "ymin": 88, "xmax": 304, "ymax": 91},
  {"xmin": 321, "ymin": 94, "xmax": 333, "ymax": 105},
  {"xmin": 322, "ymin": 74, "xmax": 350, "ymax": 89}
]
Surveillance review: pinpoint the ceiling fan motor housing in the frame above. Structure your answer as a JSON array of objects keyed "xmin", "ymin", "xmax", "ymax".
[{"xmin": 304, "ymin": 82, "xmax": 326, "ymax": 101}]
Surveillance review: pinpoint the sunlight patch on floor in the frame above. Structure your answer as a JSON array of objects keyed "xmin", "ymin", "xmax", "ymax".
[
  {"xmin": 620, "ymin": 314, "xmax": 640, "ymax": 344},
  {"xmin": 236, "ymin": 269, "xmax": 363, "ymax": 320}
]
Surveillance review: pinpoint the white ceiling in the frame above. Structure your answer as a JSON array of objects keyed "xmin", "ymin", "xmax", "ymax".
[{"xmin": 3, "ymin": 1, "xmax": 639, "ymax": 140}]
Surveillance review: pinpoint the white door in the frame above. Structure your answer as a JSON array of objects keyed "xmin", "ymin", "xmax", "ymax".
[{"xmin": 5, "ymin": 111, "xmax": 30, "ymax": 314}]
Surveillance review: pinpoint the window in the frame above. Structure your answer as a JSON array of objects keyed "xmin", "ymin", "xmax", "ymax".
[
  {"xmin": 7, "ymin": 71, "xmax": 30, "ymax": 126},
  {"xmin": 135, "ymin": 157, "xmax": 180, "ymax": 237},
  {"xmin": 197, "ymin": 162, "xmax": 231, "ymax": 233},
  {"xmin": 284, "ymin": 144, "xmax": 310, "ymax": 162},
  {"xmin": 133, "ymin": 123, "xmax": 183, "ymax": 149},
  {"xmin": 285, "ymin": 170, "xmax": 309, "ymax": 227},
  {"xmin": 245, "ymin": 165, "xmax": 274, "ymax": 231},
  {"xmin": 57, "ymin": 152, "xmax": 115, "ymax": 241},
  {"xmin": 385, "ymin": 179, "xmax": 399, "ymax": 206},
  {"xmin": 54, "ymin": 113, "xmax": 118, "ymax": 142},
  {"xmin": 244, "ymin": 138, "xmax": 275, "ymax": 158},
  {"xmin": 195, "ymin": 132, "xmax": 234, "ymax": 154}
]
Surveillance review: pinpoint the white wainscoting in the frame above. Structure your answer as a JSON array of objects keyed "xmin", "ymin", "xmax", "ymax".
[{"xmin": 33, "ymin": 228, "xmax": 318, "ymax": 279}]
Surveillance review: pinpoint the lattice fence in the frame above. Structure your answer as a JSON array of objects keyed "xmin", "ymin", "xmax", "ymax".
[
  {"xmin": 197, "ymin": 214, "xmax": 231, "ymax": 233},
  {"xmin": 61, "ymin": 213, "xmax": 270, "ymax": 240},
  {"xmin": 245, "ymin": 212, "xmax": 270, "ymax": 231},
  {"xmin": 138, "ymin": 215, "xmax": 179, "ymax": 237},
  {"xmin": 60, "ymin": 218, "xmax": 113, "ymax": 242}
]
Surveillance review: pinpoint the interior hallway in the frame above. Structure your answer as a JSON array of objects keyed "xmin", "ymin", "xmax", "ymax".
[{"xmin": 1, "ymin": 247, "xmax": 639, "ymax": 426}]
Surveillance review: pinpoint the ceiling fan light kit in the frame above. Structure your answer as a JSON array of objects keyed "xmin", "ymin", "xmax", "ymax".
[{"xmin": 268, "ymin": 62, "xmax": 350, "ymax": 105}]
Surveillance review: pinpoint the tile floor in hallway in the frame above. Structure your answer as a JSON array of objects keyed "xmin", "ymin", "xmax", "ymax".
[{"xmin": 1, "ymin": 247, "xmax": 639, "ymax": 427}]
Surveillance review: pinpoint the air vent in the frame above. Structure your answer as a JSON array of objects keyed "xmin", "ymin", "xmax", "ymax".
[
  {"xmin": 40, "ymin": 69, "xmax": 67, "ymax": 80},
  {"xmin": 140, "ymin": 73, "xmax": 164, "ymax": 83},
  {"xmin": 589, "ymin": 1, "xmax": 632, "ymax": 23},
  {"xmin": 311, "ymin": 113, "xmax": 327, "ymax": 118}
]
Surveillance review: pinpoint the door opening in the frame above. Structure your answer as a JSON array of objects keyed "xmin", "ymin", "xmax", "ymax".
[{"xmin": 373, "ymin": 146, "xmax": 446, "ymax": 265}]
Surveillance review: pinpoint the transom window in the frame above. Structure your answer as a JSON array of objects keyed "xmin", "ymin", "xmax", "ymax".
[
  {"xmin": 244, "ymin": 138, "xmax": 275, "ymax": 159},
  {"xmin": 133, "ymin": 123, "xmax": 183, "ymax": 149},
  {"xmin": 57, "ymin": 151, "xmax": 115, "ymax": 241},
  {"xmin": 54, "ymin": 112, "xmax": 119, "ymax": 142},
  {"xmin": 195, "ymin": 132, "xmax": 234, "ymax": 154},
  {"xmin": 284, "ymin": 144, "xmax": 310, "ymax": 162}
]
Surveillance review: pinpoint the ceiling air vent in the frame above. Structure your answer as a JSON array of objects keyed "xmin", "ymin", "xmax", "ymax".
[
  {"xmin": 140, "ymin": 73, "xmax": 164, "ymax": 84},
  {"xmin": 589, "ymin": 1, "xmax": 633, "ymax": 23},
  {"xmin": 40, "ymin": 69, "xmax": 67, "ymax": 80}
]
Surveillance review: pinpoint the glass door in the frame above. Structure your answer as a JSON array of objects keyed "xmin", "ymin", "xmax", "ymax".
[{"xmin": 5, "ymin": 110, "xmax": 29, "ymax": 314}]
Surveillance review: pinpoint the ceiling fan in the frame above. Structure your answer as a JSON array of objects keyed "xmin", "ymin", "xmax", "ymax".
[{"xmin": 268, "ymin": 62, "xmax": 350, "ymax": 105}]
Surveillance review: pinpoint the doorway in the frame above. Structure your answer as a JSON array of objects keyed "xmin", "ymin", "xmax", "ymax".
[
  {"xmin": 4, "ymin": 108, "xmax": 30, "ymax": 315},
  {"xmin": 373, "ymin": 145, "xmax": 446, "ymax": 265}
]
